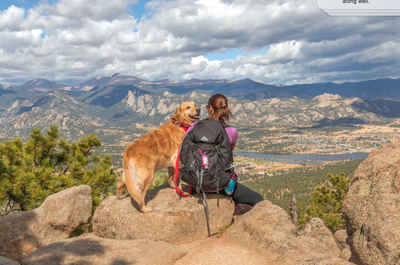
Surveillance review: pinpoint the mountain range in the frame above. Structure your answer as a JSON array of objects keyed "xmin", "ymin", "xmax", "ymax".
[
  {"xmin": 2, "ymin": 74, "xmax": 400, "ymax": 100},
  {"xmin": 0, "ymin": 74, "xmax": 399, "ymax": 141}
]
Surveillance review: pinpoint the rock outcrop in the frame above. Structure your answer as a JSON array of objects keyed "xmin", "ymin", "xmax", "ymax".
[
  {"xmin": 2, "ymin": 183, "xmax": 352, "ymax": 265},
  {"xmin": 300, "ymin": 218, "xmax": 341, "ymax": 256},
  {"xmin": 343, "ymin": 143, "xmax": 400, "ymax": 265},
  {"xmin": 334, "ymin": 229, "xmax": 348, "ymax": 251},
  {"xmin": 93, "ymin": 186, "xmax": 235, "ymax": 244},
  {"xmin": 334, "ymin": 229, "xmax": 351, "ymax": 262},
  {"xmin": 340, "ymin": 246, "xmax": 352, "ymax": 262},
  {"xmin": 0, "ymin": 185, "xmax": 92, "ymax": 261},
  {"xmin": 23, "ymin": 201, "xmax": 348, "ymax": 265},
  {"xmin": 21, "ymin": 234, "xmax": 187, "ymax": 265},
  {"xmin": 0, "ymin": 256, "xmax": 20, "ymax": 265},
  {"xmin": 200, "ymin": 201, "xmax": 349, "ymax": 265}
]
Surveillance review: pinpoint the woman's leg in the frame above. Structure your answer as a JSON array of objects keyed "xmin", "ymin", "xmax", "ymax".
[{"xmin": 230, "ymin": 183, "xmax": 263, "ymax": 206}]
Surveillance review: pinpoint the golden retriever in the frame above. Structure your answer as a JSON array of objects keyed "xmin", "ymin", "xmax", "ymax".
[{"xmin": 117, "ymin": 101, "xmax": 200, "ymax": 213}]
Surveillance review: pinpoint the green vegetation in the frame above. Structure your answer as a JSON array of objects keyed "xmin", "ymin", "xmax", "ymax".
[
  {"xmin": 298, "ymin": 173, "xmax": 349, "ymax": 233},
  {"xmin": 0, "ymin": 125, "xmax": 116, "ymax": 216},
  {"xmin": 243, "ymin": 159, "xmax": 362, "ymax": 210},
  {"xmin": 260, "ymin": 143, "xmax": 293, "ymax": 154},
  {"xmin": 150, "ymin": 170, "xmax": 169, "ymax": 189},
  {"xmin": 301, "ymin": 126, "xmax": 361, "ymax": 132}
]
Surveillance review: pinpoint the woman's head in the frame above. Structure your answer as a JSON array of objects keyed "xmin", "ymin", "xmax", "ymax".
[{"xmin": 207, "ymin": 94, "xmax": 232, "ymax": 122}]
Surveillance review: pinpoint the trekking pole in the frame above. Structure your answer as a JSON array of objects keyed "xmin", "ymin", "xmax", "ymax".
[{"xmin": 202, "ymin": 191, "xmax": 211, "ymax": 237}]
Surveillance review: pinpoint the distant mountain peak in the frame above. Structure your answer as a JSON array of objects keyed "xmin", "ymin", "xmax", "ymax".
[
  {"xmin": 39, "ymin": 89, "xmax": 80, "ymax": 104},
  {"xmin": 74, "ymin": 74, "xmax": 145, "ymax": 92},
  {"xmin": 77, "ymin": 76, "xmax": 112, "ymax": 91},
  {"xmin": 108, "ymin": 74, "xmax": 144, "ymax": 86},
  {"xmin": 19, "ymin": 78, "xmax": 67, "ymax": 92}
]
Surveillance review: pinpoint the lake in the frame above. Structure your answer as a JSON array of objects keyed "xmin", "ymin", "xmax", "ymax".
[{"xmin": 233, "ymin": 152, "xmax": 369, "ymax": 165}]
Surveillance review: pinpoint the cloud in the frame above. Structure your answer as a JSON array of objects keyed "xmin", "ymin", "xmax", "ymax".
[
  {"xmin": 46, "ymin": 0, "xmax": 138, "ymax": 21},
  {"xmin": 0, "ymin": 5, "xmax": 26, "ymax": 31},
  {"xmin": 0, "ymin": 0, "xmax": 399, "ymax": 85}
]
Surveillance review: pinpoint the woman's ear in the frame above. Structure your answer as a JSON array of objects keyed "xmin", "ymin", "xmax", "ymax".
[
  {"xmin": 173, "ymin": 106, "xmax": 184, "ymax": 123},
  {"xmin": 208, "ymin": 105, "xmax": 214, "ymax": 115}
]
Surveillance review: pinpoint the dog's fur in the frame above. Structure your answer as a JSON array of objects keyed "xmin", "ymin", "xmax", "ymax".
[{"xmin": 117, "ymin": 101, "xmax": 200, "ymax": 213}]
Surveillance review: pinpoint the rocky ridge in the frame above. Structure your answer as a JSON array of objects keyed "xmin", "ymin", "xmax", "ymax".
[
  {"xmin": 1, "ymin": 81, "xmax": 400, "ymax": 139},
  {"xmin": 0, "ymin": 185, "xmax": 92, "ymax": 261},
  {"xmin": 103, "ymin": 91, "xmax": 396, "ymax": 127},
  {"xmin": 1, "ymin": 185, "xmax": 352, "ymax": 265},
  {"xmin": 0, "ymin": 89, "xmax": 108, "ymax": 139}
]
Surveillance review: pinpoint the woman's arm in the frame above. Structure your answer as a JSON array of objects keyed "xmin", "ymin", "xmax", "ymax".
[{"xmin": 225, "ymin": 127, "xmax": 238, "ymax": 150}]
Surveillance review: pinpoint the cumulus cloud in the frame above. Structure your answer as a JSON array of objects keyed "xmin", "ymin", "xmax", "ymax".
[{"xmin": 0, "ymin": 0, "xmax": 399, "ymax": 85}]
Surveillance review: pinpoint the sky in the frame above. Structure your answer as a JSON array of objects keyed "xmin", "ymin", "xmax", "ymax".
[{"xmin": 0, "ymin": 0, "xmax": 400, "ymax": 86}]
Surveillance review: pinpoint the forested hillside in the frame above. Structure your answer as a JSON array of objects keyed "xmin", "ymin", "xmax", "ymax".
[{"xmin": 243, "ymin": 159, "xmax": 363, "ymax": 210}]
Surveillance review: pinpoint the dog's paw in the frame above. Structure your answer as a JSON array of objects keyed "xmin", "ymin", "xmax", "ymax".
[
  {"xmin": 168, "ymin": 180, "xmax": 175, "ymax": 188},
  {"xmin": 141, "ymin": 207, "xmax": 153, "ymax": 213}
]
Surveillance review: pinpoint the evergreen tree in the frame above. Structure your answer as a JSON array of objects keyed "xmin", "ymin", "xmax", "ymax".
[
  {"xmin": 0, "ymin": 125, "xmax": 116, "ymax": 215},
  {"xmin": 298, "ymin": 172, "xmax": 350, "ymax": 233}
]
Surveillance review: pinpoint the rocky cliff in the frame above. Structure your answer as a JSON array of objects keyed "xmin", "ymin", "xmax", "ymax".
[
  {"xmin": 1, "ymin": 185, "xmax": 351, "ymax": 265},
  {"xmin": 343, "ymin": 142, "xmax": 400, "ymax": 265}
]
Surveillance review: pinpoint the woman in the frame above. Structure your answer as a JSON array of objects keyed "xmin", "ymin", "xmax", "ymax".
[{"xmin": 187, "ymin": 93, "xmax": 263, "ymax": 207}]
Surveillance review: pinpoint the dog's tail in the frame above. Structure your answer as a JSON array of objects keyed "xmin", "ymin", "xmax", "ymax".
[{"xmin": 123, "ymin": 159, "xmax": 143, "ymax": 205}]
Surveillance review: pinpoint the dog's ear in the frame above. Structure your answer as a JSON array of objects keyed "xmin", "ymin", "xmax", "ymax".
[{"xmin": 173, "ymin": 106, "xmax": 184, "ymax": 124}]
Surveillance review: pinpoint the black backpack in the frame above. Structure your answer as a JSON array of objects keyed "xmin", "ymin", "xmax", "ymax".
[{"xmin": 179, "ymin": 119, "xmax": 233, "ymax": 194}]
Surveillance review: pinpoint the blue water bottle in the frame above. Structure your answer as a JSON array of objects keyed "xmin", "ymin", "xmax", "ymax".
[{"xmin": 224, "ymin": 174, "xmax": 238, "ymax": 195}]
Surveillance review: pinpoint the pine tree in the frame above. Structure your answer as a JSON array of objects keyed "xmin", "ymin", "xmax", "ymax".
[
  {"xmin": 0, "ymin": 125, "xmax": 116, "ymax": 215},
  {"xmin": 298, "ymin": 172, "xmax": 350, "ymax": 233}
]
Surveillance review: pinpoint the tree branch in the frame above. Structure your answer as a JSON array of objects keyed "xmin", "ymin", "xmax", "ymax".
[{"xmin": 83, "ymin": 147, "xmax": 93, "ymax": 157}]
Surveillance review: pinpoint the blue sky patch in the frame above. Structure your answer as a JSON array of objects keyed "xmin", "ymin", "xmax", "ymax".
[
  {"xmin": 205, "ymin": 48, "xmax": 244, "ymax": 61},
  {"xmin": 0, "ymin": 0, "xmax": 38, "ymax": 11},
  {"xmin": 128, "ymin": 0, "xmax": 153, "ymax": 21}
]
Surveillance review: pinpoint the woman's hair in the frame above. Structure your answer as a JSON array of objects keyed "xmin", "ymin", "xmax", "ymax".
[{"xmin": 207, "ymin": 94, "xmax": 232, "ymax": 122}]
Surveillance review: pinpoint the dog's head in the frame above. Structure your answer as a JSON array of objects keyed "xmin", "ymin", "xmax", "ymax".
[{"xmin": 173, "ymin": 101, "xmax": 201, "ymax": 125}]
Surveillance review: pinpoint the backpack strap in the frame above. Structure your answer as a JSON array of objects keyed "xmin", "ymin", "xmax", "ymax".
[
  {"xmin": 220, "ymin": 121, "xmax": 230, "ymax": 129},
  {"xmin": 196, "ymin": 169, "xmax": 205, "ymax": 194}
]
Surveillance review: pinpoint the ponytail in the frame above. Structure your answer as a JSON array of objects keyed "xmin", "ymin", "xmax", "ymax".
[{"xmin": 208, "ymin": 94, "xmax": 232, "ymax": 122}]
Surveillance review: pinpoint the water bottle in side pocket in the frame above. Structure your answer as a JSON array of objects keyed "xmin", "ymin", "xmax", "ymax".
[{"xmin": 224, "ymin": 173, "xmax": 238, "ymax": 195}]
